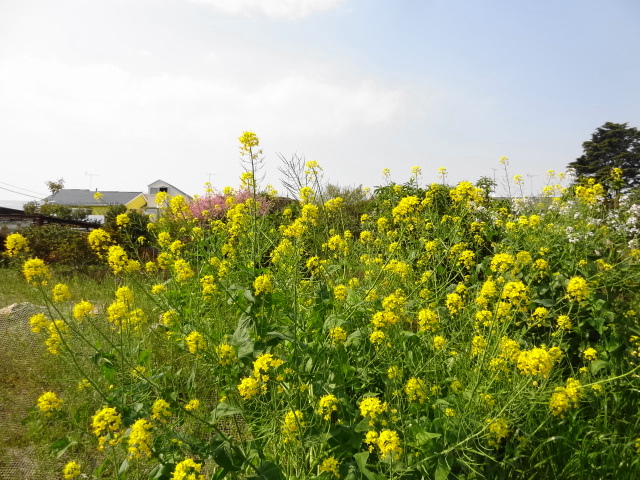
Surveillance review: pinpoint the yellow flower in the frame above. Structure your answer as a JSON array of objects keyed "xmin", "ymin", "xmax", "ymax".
[
  {"xmin": 115, "ymin": 213, "xmax": 130, "ymax": 227},
  {"xmin": 151, "ymin": 399, "xmax": 171, "ymax": 423},
  {"xmin": 282, "ymin": 410, "xmax": 305, "ymax": 442},
  {"xmin": 62, "ymin": 461, "xmax": 81, "ymax": 479},
  {"xmin": 184, "ymin": 399, "xmax": 200, "ymax": 411},
  {"xmin": 171, "ymin": 458, "xmax": 205, "ymax": 480},
  {"xmin": 185, "ymin": 331, "xmax": 206, "ymax": 354},
  {"xmin": 583, "ymin": 347, "xmax": 598, "ymax": 361},
  {"xmin": 405, "ymin": 377, "xmax": 428, "ymax": 403},
  {"xmin": 377, "ymin": 429, "xmax": 402, "ymax": 460},
  {"xmin": 444, "ymin": 408, "xmax": 456, "ymax": 417},
  {"xmin": 333, "ymin": 284, "xmax": 348, "ymax": 301},
  {"xmin": 329, "ymin": 326, "xmax": 348, "ymax": 345},
  {"xmin": 471, "ymin": 336, "xmax": 488, "ymax": 356},
  {"xmin": 92, "ymin": 407, "xmax": 123, "ymax": 449},
  {"xmin": 253, "ymin": 274, "xmax": 273, "ymax": 295},
  {"xmin": 51, "ymin": 283, "xmax": 71, "ymax": 302},
  {"xmin": 37, "ymin": 391, "xmax": 63, "ymax": 415},
  {"xmin": 151, "ymin": 284, "xmax": 167, "ymax": 294},
  {"xmin": 517, "ymin": 346, "xmax": 563, "ymax": 378},
  {"xmin": 72, "ymin": 300, "xmax": 94, "ymax": 320},
  {"xmin": 128, "ymin": 418, "xmax": 152, "ymax": 459},
  {"xmin": 29, "ymin": 313, "xmax": 50, "ymax": 333},
  {"xmin": 549, "ymin": 378, "xmax": 582, "ymax": 416},
  {"xmin": 23, "ymin": 258, "xmax": 50, "ymax": 285},
  {"xmin": 319, "ymin": 456, "xmax": 340, "ymax": 478},
  {"xmin": 4, "ymin": 233, "xmax": 29, "ymax": 256},
  {"xmin": 215, "ymin": 343, "xmax": 236, "ymax": 366},
  {"xmin": 317, "ymin": 394, "xmax": 339, "ymax": 420},
  {"xmin": 486, "ymin": 418, "xmax": 509, "ymax": 446},
  {"xmin": 433, "ymin": 335, "xmax": 446, "ymax": 350},
  {"xmin": 238, "ymin": 377, "xmax": 262, "ymax": 400},
  {"xmin": 173, "ymin": 258, "xmax": 195, "ymax": 283},
  {"xmin": 387, "ymin": 366, "xmax": 402, "ymax": 380},
  {"xmin": 566, "ymin": 276, "xmax": 589, "ymax": 302},
  {"xmin": 556, "ymin": 315, "xmax": 572, "ymax": 330},
  {"xmin": 359, "ymin": 397, "xmax": 387, "ymax": 420},
  {"xmin": 418, "ymin": 308, "xmax": 439, "ymax": 332}
]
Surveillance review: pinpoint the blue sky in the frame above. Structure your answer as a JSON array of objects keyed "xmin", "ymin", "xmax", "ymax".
[{"xmin": 1, "ymin": 0, "xmax": 639, "ymax": 202}]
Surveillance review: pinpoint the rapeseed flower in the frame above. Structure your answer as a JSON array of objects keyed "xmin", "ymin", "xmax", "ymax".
[
  {"xmin": 517, "ymin": 346, "xmax": 562, "ymax": 377},
  {"xmin": 238, "ymin": 377, "xmax": 262, "ymax": 400},
  {"xmin": 360, "ymin": 397, "xmax": 387, "ymax": 422},
  {"xmin": 4, "ymin": 233, "xmax": 29, "ymax": 256},
  {"xmin": 62, "ymin": 461, "xmax": 81, "ymax": 479},
  {"xmin": 215, "ymin": 343, "xmax": 236, "ymax": 365},
  {"xmin": 52, "ymin": 283, "xmax": 71, "ymax": 302},
  {"xmin": 23, "ymin": 258, "xmax": 50, "ymax": 285},
  {"xmin": 486, "ymin": 418, "xmax": 509, "ymax": 446},
  {"xmin": 282, "ymin": 410, "xmax": 305, "ymax": 443},
  {"xmin": 171, "ymin": 458, "xmax": 204, "ymax": 480},
  {"xmin": 317, "ymin": 394, "xmax": 339, "ymax": 420},
  {"xmin": 583, "ymin": 347, "xmax": 598, "ymax": 361},
  {"xmin": 319, "ymin": 456, "xmax": 340, "ymax": 478},
  {"xmin": 566, "ymin": 276, "xmax": 589, "ymax": 302},
  {"xmin": 253, "ymin": 274, "xmax": 273, "ymax": 295},
  {"xmin": 185, "ymin": 331, "xmax": 206, "ymax": 354},
  {"xmin": 29, "ymin": 313, "xmax": 50, "ymax": 333},
  {"xmin": 92, "ymin": 406, "xmax": 122, "ymax": 449},
  {"xmin": 405, "ymin": 377, "xmax": 428, "ymax": 403},
  {"xmin": 128, "ymin": 418, "xmax": 152, "ymax": 459},
  {"xmin": 329, "ymin": 326, "xmax": 347, "ymax": 345},
  {"xmin": 151, "ymin": 399, "xmax": 171, "ymax": 423},
  {"xmin": 549, "ymin": 378, "xmax": 582, "ymax": 416},
  {"xmin": 72, "ymin": 301, "xmax": 93, "ymax": 320},
  {"xmin": 37, "ymin": 391, "xmax": 63, "ymax": 415},
  {"xmin": 377, "ymin": 429, "xmax": 402, "ymax": 460}
]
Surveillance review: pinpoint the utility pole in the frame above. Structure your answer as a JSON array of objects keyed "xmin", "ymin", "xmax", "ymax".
[{"xmin": 527, "ymin": 174, "xmax": 538, "ymax": 197}]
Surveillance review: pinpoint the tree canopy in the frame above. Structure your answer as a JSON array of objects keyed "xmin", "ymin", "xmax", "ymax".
[{"xmin": 568, "ymin": 122, "xmax": 640, "ymax": 190}]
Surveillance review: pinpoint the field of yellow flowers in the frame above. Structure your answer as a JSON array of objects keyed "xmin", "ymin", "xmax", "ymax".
[{"xmin": 5, "ymin": 137, "xmax": 640, "ymax": 479}]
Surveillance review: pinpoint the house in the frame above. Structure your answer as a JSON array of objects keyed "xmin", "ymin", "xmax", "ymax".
[{"xmin": 42, "ymin": 180, "xmax": 192, "ymax": 220}]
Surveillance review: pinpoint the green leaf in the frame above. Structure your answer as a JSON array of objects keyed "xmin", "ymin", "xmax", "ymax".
[
  {"xmin": 50, "ymin": 437, "xmax": 76, "ymax": 458},
  {"xmin": 210, "ymin": 402, "xmax": 243, "ymax": 422},
  {"xmin": 118, "ymin": 458, "xmax": 130, "ymax": 475},
  {"xmin": 590, "ymin": 359, "xmax": 609, "ymax": 375},
  {"xmin": 435, "ymin": 457, "xmax": 451, "ymax": 480},
  {"xmin": 247, "ymin": 461, "xmax": 285, "ymax": 480}
]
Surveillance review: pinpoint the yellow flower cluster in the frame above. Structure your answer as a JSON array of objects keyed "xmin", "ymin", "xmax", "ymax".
[
  {"xmin": 253, "ymin": 274, "xmax": 273, "ymax": 295},
  {"xmin": 549, "ymin": 378, "xmax": 582, "ymax": 416},
  {"xmin": 62, "ymin": 461, "xmax": 81, "ymax": 479},
  {"xmin": 282, "ymin": 410, "xmax": 305, "ymax": 443},
  {"xmin": 566, "ymin": 276, "xmax": 589, "ymax": 302},
  {"xmin": 151, "ymin": 399, "xmax": 171, "ymax": 423},
  {"xmin": 185, "ymin": 331, "xmax": 206, "ymax": 354},
  {"xmin": 329, "ymin": 326, "xmax": 348, "ymax": 345},
  {"xmin": 4, "ymin": 233, "xmax": 29, "ymax": 256},
  {"xmin": 23, "ymin": 258, "xmax": 50, "ymax": 285},
  {"xmin": 37, "ymin": 391, "xmax": 63, "ymax": 415},
  {"xmin": 317, "ymin": 394, "xmax": 339, "ymax": 420},
  {"xmin": 319, "ymin": 456, "xmax": 340, "ymax": 478},
  {"xmin": 485, "ymin": 417, "xmax": 509, "ymax": 446},
  {"xmin": 171, "ymin": 458, "xmax": 205, "ymax": 480},
  {"xmin": 72, "ymin": 301, "xmax": 94, "ymax": 320},
  {"xmin": 215, "ymin": 343, "xmax": 236, "ymax": 365},
  {"xmin": 52, "ymin": 283, "xmax": 71, "ymax": 302},
  {"xmin": 404, "ymin": 377, "xmax": 428, "ymax": 403},
  {"xmin": 128, "ymin": 418, "xmax": 153, "ymax": 459},
  {"xmin": 92, "ymin": 406, "xmax": 123, "ymax": 449},
  {"xmin": 517, "ymin": 346, "xmax": 562, "ymax": 377},
  {"xmin": 365, "ymin": 430, "xmax": 402, "ymax": 460}
]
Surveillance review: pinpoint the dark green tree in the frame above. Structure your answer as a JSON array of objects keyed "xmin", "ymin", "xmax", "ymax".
[{"xmin": 568, "ymin": 122, "xmax": 640, "ymax": 190}]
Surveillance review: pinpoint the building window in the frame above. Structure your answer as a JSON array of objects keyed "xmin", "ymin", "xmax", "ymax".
[{"xmin": 159, "ymin": 187, "xmax": 168, "ymax": 193}]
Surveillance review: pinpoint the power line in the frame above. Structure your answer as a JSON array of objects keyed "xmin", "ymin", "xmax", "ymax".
[
  {"xmin": 0, "ymin": 181, "xmax": 47, "ymax": 196},
  {"xmin": 0, "ymin": 185, "xmax": 43, "ymax": 199}
]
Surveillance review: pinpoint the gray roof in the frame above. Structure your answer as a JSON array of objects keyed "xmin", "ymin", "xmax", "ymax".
[{"xmin": 43, "ymin": 189, "xmax": 143, "ymax": 206}]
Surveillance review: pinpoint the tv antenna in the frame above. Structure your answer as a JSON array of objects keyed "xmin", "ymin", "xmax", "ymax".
[
  {"xmin": 526, "ymin": 174, "xmax": 538, "ymax": 197},
  {"xmin": 86, "ymin": 172, "xmax": 99, "ymax": 190}
]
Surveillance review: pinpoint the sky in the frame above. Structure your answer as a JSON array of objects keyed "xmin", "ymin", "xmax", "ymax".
[{"xmin": 1, "ymin": 0, "xmax": 640, "ymax": 204}]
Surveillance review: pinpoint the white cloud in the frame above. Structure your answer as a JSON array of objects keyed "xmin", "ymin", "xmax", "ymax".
[
  {"xmin": 0, "ymin": 57, "xmax": 406, "ymax": 140},
  {"xmin": 189, "ymin": 0, "xmax": 344, "ymax": 20}
]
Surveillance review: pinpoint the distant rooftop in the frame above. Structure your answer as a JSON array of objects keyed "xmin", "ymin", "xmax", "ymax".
[{"xmin": 43, "ymin": 190, "xmax": 142, "ymax": 206}]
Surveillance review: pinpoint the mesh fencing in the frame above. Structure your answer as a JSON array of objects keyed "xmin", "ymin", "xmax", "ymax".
[{"xmin": 0, "ymin": 302, "xmax": 50, "ymax": 480}]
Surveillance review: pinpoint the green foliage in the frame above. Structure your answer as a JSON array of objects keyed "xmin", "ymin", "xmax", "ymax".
[
  {"xmin": 568, "ymin": 122, "xmax": 640, "ymax": 190},
  {"xmin": 23, "ymin": 201, "xmax": 91, "ymax": 221},
  {"xmin": 21, "ymin": 225, "xmax": 101, "ymax": 269}
]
